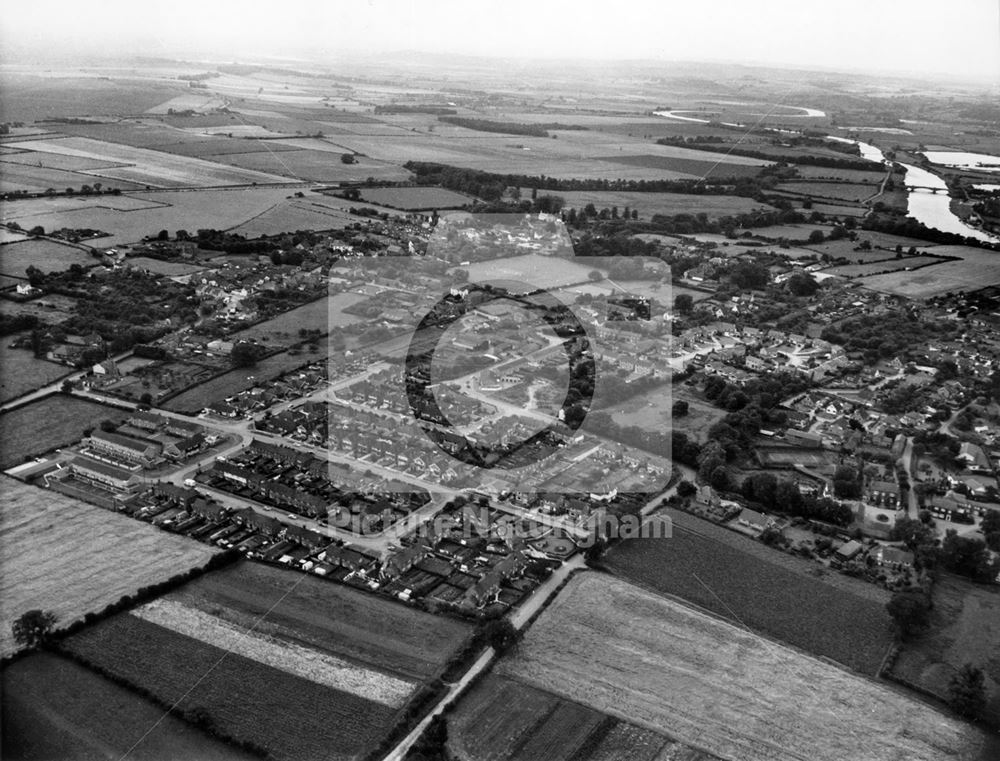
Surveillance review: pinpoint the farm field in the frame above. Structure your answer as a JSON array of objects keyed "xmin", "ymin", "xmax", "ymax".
[
  {"xmin": 823, "ymin": 255, "xmax": 945, "ymax": 277},
  {"xmin": 609, "ymin": 382, "xmax": 723, "ymax": 443},
  {"xmin": 527, "ymin": 188, "xmax": 774, "ymax": 217},
  {"xmin": 63, "ymin": 614, "xmax": 399, "ymax": 761},
  {"xmin": 4, "ymin": 137, "xmax": 294, "ymax": 188},
  {"xmin": 2, "ymin": 187, "xmax": 299, "ymax": 249},
  {"xmin": 605, "ymin": 509, "xmax": 894, "ymax": 675},
  {"xmin": 0, "ymin": 159, "xmax": 145, "ymax": 194},
  {"xmin": 446, "ymin": 673, "xmax": 703, "ymax": 761},
  {"xmin": 858, "ymin": 245, "xmax": 1000, "ymax": 297},
  {"xmin": 61, "ymin": 562, "xmax": 473, "ymax": 761},
  {"xmin": 0, "ymin": 345, "xmax": 72, "ymax": 404},
  {"xmin": 0, "ymin": 476, "xmax": 220, "ymax": 657},
  {"xmin": 459, "ymin": 253, "xmax": 600, "ymax": 293},
  {"xmin": 206, "ymin": 148, "xmax": 409, "ymax": 183},
  {"xmin": 0, "ymin": 394, "xmax": 129, "ymax": 468},
  {"xmin": 2, "ymin": 652, "xmax": 255, "ymax": 761},
  {"xmin": 359, "ymin": 186, "xmax": 474, "ymax": 209},
  {"xmin": 596, "ymin": 153, "xmax": 765, "ymax": 179},
  {"xmin": 230, "ymin": 198, "xmax": 357, "ymax": 236},
  {"xmin": 776, "ymin": 181, "xmax": 878, "ymax": 203},
  {"xmin": 889, "ymin": 575, "xmax": 1000, "ymax": 720},
  {"xmin": 170, "ymin": 562, "xmax": 473, "ymax": 680},
  {"xmin": 126, "ymin": 256, "xmax": 209, "ymax": 276},
  {"xmin": 230, "ymin": 291, "xmax": 367, "ymax": 346},
  {"xmin": 499, "ymin": 572, "xmax": 998, "ymax": 761},
  {"xmin": 0, "ymin": 238, "xmax": 96, "ymax": 277}
]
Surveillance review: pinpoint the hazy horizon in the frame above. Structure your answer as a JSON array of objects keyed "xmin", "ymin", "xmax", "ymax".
[{"xmin": 1, "ymin": 0, "xmax": 998, "ymax": 86}]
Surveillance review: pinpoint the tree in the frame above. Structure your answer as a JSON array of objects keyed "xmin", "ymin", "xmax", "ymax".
[
  {"xmin": 886, "ymin": 590, "xmax": 931, "ymax": 640},
  {"xmin": 787, "ymin": 272, "xmax": 819, "ymax": 297},
  {"xmin": 672, "ymin": 400, "xmax": 689, "ymax": 417},
  {"xmin": 676, "ymin": 479, "xmax": 697, "ymax": 498},
  {"xmin": 156, "ymin": 229, "xmax": 169, "ymax": 241},
  {"xmin": 807, "ymin": 229, "xmax": 825, "ymax": 244},
  {"xmin": 729, "ymin": 261, "xmax": 769, "ymax": 290},
  {"xmin": 588, "ymin": 270, "xmax": 603, "ymax": 282},
  {"xmin": 341, "ymin": 153, "xmax": 356, "ymax": 164},
  {"xmin": 674, "ymin": 293, "xmax": 694, "ymax": 314},
  {"xmin": 981, "ymin": 510, "xmax": 1000, "ymax": 551},
  {"xmin": 833, "ymin": 464, "xmax": 861, "ymax": 499},
  {"xmin": 12, "ymin": 609, "xmax": 57, "ymax": 649},
  {"xmin": 139, "ymin": 392, "xmax": 153, "ymax": 406},
  {"xmin": 948, "ymin": 663, "xmax": 986, "ymax": 720},
  {"xmin": 231, "ymin": 341, "xmax": 260, "ymax": 368},
  {"xmin": 890, "ymin": 515, "xmax": 935, "ymax": 550},
  {"xmin": 939, "ymin": 530, "xmax": 996, "ymax": 582}
]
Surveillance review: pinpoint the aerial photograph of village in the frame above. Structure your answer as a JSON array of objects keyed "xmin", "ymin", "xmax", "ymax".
[{"xmin": 0, "ymin": 1, "xmax": 999, "ymax": 759}]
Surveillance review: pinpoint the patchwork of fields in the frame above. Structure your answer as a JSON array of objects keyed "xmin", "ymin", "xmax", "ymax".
[
  {"xmin": 496, "ymin": 573, "xmax": 997, "ymax": 761},
  {"xmin": 61, "ymin": 562, "xmax": 474, "ymax": 761},
  {"xmin": 0, "ymin": 476, "xmax": 220, "ymax": 657}
]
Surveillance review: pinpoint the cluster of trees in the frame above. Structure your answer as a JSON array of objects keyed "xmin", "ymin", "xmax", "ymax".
[
  {"xmin": 404, "ymin": 161, "xmax": 779, "ymax": 201},
  {"xmin": 862, "ymin": 213, "xmax": 1000, "ymax": 252},
  {"xmin": 438, "ymin": 116, "xmax": 552, "ymax": 137},
  {"xmin": 0, "ymin": 313, "xmax": 39, "ymax": 336},
  {"xmin": 891, "ymin": 515, "xmax": 999, "ymax": 582},
  {"xmin": 655, "ymin": 137, "xmax": 875, "ymax": 171},
  {"xmin": 741, "ymin": 472, "xmax": 854, "ymax": 525},
  {"xmin": 821, "ymin": 312, "xmax": 956, "ymax": 364},
  {"xmin": 832, "ymin": 464, "xmax": 863, "ymax": 499}
]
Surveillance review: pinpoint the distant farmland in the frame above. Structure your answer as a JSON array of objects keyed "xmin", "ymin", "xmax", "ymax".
[
  {"xmin": 498, "ymin": 573, "xmax": 997, "ymax": 761},
  {"xmin": 62, "ymin": 562, "xmax": 474, "ymax": 761},
  {"xmin": 0, "ymin": 476, "xmax": 220, "ymax": 657}
]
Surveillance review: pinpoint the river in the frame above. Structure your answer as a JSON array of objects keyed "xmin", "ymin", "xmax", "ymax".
[{"xmin": 653, "ymin": 111, "xmax": 999, "ymax": 243}]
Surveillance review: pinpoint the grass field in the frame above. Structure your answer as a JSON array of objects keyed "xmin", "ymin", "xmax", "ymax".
[
  {"xmin": 460, "ymin": 254, "xmax": 600, "ymax": 293},
  {"xmin": 61, "ymin": 562, "xmax": 473, "ymax": 761},
  {"xmin": 609, "ymin": 382, "xmax": 723, "ymax": 443},
  {"xmin": 0, "ymin": 395, "xmax": 130, "ymax": 468},
  {"xmin": 606, "ymin": 509, "xmax": 893, "ymax": 675},
  {"xmin": 230, "ymin": 292, "xmax": 367, "ymax": 346},
  {"xmin": 890, "ymin": 575, "xmax": 1000, "ymax": 720},
  {"xmin": 0, "ymin": 476, "xmax": 219, "ymax": 657},
  {"xmin": 498, "ymin": 572, "xmax": 998, "ymax": 761},
  {"xmin": 2, "ymin": 652, "xmax": 255, "ymax": 761},
  {"xmin": 823, "ymin": 255, "xmax": 944, "ymax": 277},
  {"xmin": 0, "ymin": 239, "xmax": 96, "ymax": 277},
  {"xmin": 359, "ymin": 186, "xmax": 474, "ymax": 210},
  {"xmin": 0, "ymin": 345, "xmax": 72, "ymax": 404}
]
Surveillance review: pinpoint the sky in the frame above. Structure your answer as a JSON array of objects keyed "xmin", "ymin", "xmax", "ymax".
[{"xmin": 2, "ymin": 0, "xmax": 998, "ymax": 83}]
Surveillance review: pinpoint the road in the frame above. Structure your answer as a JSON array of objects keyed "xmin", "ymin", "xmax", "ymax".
[
  {"xmin": 900, "ymin": 437, "xmax": 920, "ymax": 518},
  {"xmin": 383, "ymin": 554, "xmax": 586, "ymax": 761}
]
